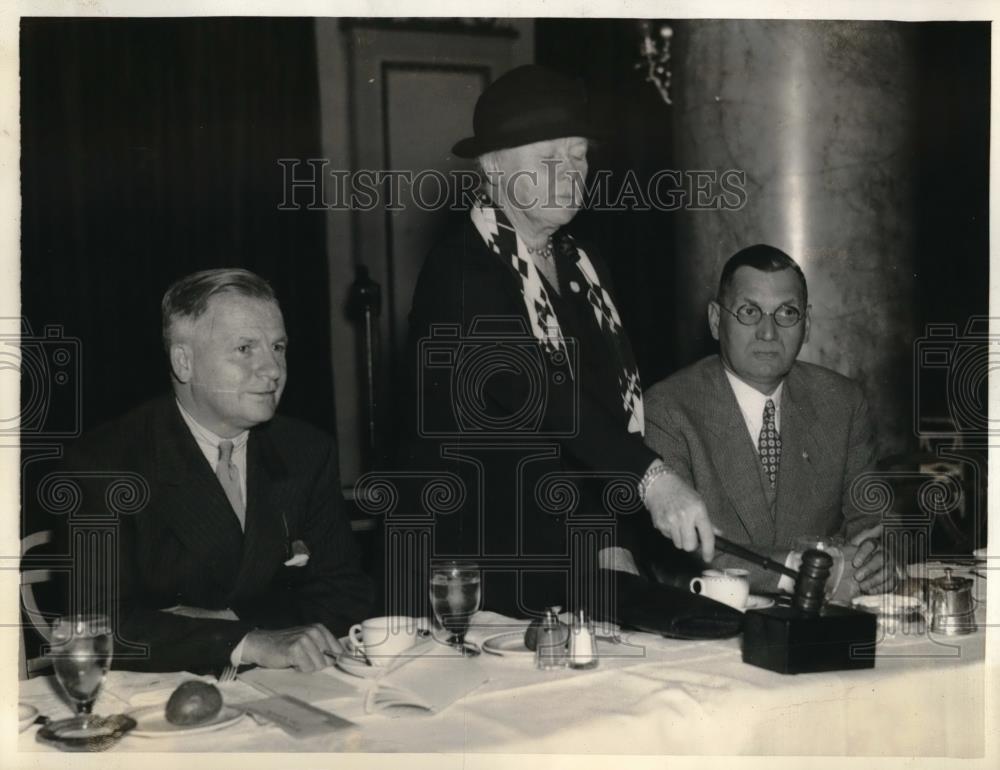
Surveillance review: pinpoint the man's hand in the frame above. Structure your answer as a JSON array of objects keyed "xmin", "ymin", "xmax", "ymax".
[
  {"xmin": 848, "ymin": 525, "xmax": 898, "ymax": 595},
  {"xmin": 828, "ymin": 551, "xmax": 862, "ymax": 604},
  {"xmin": 241, "ymin": 624, "xmax": 344, "ymax": 672},
  {"xmin": 644, "ymin": 465, "xmax": 715, "ymax": 562}
]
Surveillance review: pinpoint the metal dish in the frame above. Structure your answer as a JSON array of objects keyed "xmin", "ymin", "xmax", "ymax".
[{"xmin": 36, "ymin": 714, "xmax": 136, "ymax": 752}]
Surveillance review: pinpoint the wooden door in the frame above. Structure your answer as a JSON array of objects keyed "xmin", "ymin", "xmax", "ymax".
[{"xmin": 344, "ymin": 21, "xmax": 529, "ymax": 468}]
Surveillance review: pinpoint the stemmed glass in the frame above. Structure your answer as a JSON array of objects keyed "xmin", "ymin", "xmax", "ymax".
[
  {"xmin": 49, "ymin": 613, "xmax": 113, "ymax": 729},
  {"xmin": 429, "ymin": 561, "xmax": 481, "ymax": 656}
]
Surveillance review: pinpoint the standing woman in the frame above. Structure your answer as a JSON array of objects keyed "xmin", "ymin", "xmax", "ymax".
[{"xmin": 397, "ymin": 65, "xmax": 713, "ymax": 618}]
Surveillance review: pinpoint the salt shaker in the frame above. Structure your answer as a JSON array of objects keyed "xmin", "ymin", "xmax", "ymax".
[
  {"xmin": 569, "ymin": 609, "xmax": 599, "ymax": 670},
  {"xmin": 535, "ymin": 607, "xmax": 569, "ymax": 670}
]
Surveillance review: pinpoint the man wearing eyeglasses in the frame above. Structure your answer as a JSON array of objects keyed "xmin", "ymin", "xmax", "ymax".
[{"xmin": 636, "ymin": 244, "xmax": 896, "ymax": 596}]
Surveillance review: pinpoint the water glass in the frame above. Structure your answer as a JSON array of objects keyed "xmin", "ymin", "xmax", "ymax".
[
  {"xmin": 429, "ymin": 561, "xmax": 481, "ymax": 656},
  {"xmin": 50, "ymin": 613, "xmax": 113, "ymax": 727}
]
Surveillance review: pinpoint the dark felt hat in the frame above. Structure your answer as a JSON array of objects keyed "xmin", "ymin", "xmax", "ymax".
[{"xmin": 451, "ymin": 65, "xmax": 598, "ymax": 158}]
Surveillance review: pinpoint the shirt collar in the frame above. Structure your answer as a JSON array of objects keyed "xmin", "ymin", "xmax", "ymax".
[
  {"xmin": 175, "ymin": 399, "xmax": 250, "ymax": 452},
  {"xmin": 722, "ymin": 367, "xmax": 784, "ymax": 416}
]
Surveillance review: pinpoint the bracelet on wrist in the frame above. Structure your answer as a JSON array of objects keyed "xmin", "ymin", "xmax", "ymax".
[{"xmin": 638, "ymin": 461, "xmax": 671, "ymax": 504}]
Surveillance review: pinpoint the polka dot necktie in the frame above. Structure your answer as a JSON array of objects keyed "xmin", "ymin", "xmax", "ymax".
[{"xmin": 758, "ymin": 399, "xmax": 781, "ymax": 488}]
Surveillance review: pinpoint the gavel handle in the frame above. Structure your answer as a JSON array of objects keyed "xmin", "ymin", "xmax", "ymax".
[{"xmin": 715, "ymin": 536, "xmax": 799, "ymax": 581}]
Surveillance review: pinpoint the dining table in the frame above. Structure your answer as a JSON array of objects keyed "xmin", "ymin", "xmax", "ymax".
[{"xmin": 15, "ymin": 560, "xmax": 993, "ymax": 759}]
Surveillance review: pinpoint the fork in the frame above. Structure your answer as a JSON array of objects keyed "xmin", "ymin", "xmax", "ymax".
[{"xmin": 218, "ymin": 664, "xmax": 238, "ymax": 684}]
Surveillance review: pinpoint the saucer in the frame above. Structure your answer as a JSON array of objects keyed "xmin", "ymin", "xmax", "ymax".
[
  {"xmin": 480, "ymin": 631, "xmax": 630, "ymax": 658},
  {"xmin": 744, "ymin": 595, "xmax": 775, "ymax": 612},
  {"xmin": 851, "ymin": 593, "xmax": 926, "ymax": 635},
  {"xmin": 481, "ymin": 632, "xmax": 534, "ymax": 657},
  {"xmin": 127, "ymin": 704, "xmax": 245, "ymax": 738},
  {"xmin": 334, "ymin": 652, "xmax": 382, "ymax": 679},
  {"xmin": 851, "ymin": 593, "xmax": 923, "ymax": 615}
]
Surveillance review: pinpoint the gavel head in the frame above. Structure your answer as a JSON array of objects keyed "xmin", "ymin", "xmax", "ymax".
[{"xmin": 792, "ymin": 549, "xmax": 834, "ymax": 615}]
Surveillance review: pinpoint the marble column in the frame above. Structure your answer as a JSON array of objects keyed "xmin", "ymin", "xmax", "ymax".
[{"xmin": 671, "ymin": 20, "xmax": 918, "ymax": 457}]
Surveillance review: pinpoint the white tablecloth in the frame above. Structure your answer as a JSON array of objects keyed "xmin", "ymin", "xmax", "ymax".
[{"xmin": 16, "ymin": 568, "xmax": 990, "ymax": 757}]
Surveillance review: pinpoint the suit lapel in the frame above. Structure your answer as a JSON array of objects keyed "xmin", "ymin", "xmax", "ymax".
[
  {"xmin": 700, "ymin": 360, "xmax": 775, "ymax": 542},
  {"xmin": 230, "ymin": 424, "xmax": 289, "ymax": 602},
  {"xmin": 152, "ymin": 399, "xmax": 244, "ymax": 592},
  {"xmin": 774, "ymin": 365, "xmax": 824, "ymax": 544}
]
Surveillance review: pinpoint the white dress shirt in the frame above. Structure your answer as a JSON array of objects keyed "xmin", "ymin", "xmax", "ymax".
[
  {"xmin": 174, "ymin": 400, "xmax": 250, "ymax": 664},
  {"xmin": 722, "ymin": 368, "xmax": 784, "ymax": 451},
  {"xmin": 175, "ymin": 400, "xmax": 250, "ymax": 508},
  {"xmin": 721, "ymin": 369, "xmax": 800, "ymax": 592}
]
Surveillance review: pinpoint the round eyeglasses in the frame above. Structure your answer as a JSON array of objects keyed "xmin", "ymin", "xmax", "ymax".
[{"xmin": 718, "ymin": 303, "xmax": 803, "ymax": 328}]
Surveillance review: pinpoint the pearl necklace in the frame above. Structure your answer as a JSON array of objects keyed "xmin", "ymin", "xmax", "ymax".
[{"xmin": 526, "ymin": 240, "xmax": 555, "ymax": 261}]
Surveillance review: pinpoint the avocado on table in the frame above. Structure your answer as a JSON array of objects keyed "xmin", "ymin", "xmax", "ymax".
[{"xmin": 164, "ymin": 681, "xmax": 224, "ymax": 726}]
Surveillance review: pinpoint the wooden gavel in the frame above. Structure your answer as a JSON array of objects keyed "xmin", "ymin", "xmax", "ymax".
[{"xmin": 715, "ymin": 536, "xmax": 833, "ymax": 615}]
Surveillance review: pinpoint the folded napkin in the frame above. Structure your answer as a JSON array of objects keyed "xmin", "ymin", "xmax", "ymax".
[
  {"xmin": 464, "ymin": 610, "xmax": 528, "ymax": 647},
  {"xmin": 283, "ymin": 539, "xmax": 310, "ymax": 567}
]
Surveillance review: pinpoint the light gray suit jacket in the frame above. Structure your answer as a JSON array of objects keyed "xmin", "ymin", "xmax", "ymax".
[{"xmin": 640, "ymin": 355, "xmax": 879, "ymax": 590}]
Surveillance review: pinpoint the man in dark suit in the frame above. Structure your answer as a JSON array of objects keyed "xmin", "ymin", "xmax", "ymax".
[
  {"xmin": 66, "ymin": 268, "xmax": 372, "ymax": 673},
  {"xmin": 638, "ymin": 245, "xmax": 896, "ymax": 596}
]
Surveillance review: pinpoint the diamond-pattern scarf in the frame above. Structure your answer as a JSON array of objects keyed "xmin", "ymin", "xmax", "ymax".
[
  {"xmin": 469, "ymin": 198, "xmax": 644, "ymax": 435},
  {"xmin": 571, "ymin": 247, "xmax": 644, "ymax": 435}
]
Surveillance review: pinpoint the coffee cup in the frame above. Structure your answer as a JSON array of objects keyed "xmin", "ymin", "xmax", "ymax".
[
  {"xmin": 689, "ymin": 569, "xmax": 750, "ymax": 610},
  {"xmin": 346, "ymin": 615, "xmax": 423, "ymax": 665}
]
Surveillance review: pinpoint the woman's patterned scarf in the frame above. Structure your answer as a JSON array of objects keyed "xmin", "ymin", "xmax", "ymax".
[{"xmin": 470, "ymin": 198, "xmax": 644, "ymax": 435}]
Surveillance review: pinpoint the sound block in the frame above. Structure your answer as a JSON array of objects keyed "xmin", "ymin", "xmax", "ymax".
[{"xmin": 742, "ymin": 603, "xmax": 877, "ymax": 674}]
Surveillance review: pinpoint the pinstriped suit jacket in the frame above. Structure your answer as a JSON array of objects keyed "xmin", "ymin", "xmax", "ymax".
[
  {"xmin": 639, "ymin": 356, "xmax": 879, "ymax": 590},
  {"xmin": 65, "ymin": 396, "xmax": 373, "ymax": 673}
]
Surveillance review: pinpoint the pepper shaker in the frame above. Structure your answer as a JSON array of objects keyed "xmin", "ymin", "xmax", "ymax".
[{"xmin": 535, "ymin": 607, "xmax": 569, "ymax": 670}]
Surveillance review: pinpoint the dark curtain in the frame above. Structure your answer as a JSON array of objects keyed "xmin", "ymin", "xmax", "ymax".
[
  {"xmin": 911, "ymin": 22, "xmax": 990, "ymax": 353},
  {"xmin": 20, "ymin": 17, "xmax": 334, "ymax": 438}
]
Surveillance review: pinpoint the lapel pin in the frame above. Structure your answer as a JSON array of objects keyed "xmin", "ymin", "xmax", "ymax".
[{"xmin": 802, "ymin": 450, "xmax": 810, "ymax": 461}]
